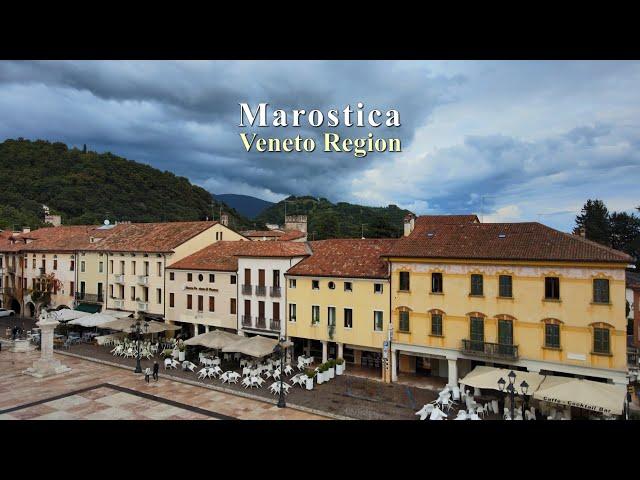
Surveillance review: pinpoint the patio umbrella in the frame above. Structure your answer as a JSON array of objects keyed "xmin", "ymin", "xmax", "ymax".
[
  {"xmin": 459, "ymin": 366, "xmax": 546, "ymax": 392},
  {"xmin": 98, "ymin": 318, "xmax": 181, "ymax": 334},
  {"xmin": 69, "ymin": 312, "xmax": 126, "ymax": 328},
  {"xmin": 184, "ymin": 329, "xmax": 242, "ymax": 349},
  {"xmin": 222, "ymin": 335, "xmax": 293, "ymax": 358},
  {"xmin": 102, "ymin": 309, "xmax": 134, "ymax": 319},
  {"xmin": 533, "ymin": 375, "xmax": 626, "ymax": 416},
  {"xmin": 52, "ymin": 308, "xmax": 91, "ymax": 323}
]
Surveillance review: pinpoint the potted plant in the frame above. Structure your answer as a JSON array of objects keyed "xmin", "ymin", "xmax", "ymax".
[
  {"xmin": 178, "ymin": 343, "xmax": 186, "ymax": 362},
  {"xmin": 336, "ymin": 357, "xmax": 345, "ymax": 375},
  {"xmin": 304, "ymin": 368, "xmax": 315, "ymax": 390},
  {"xmin": 316, "ymin": 364, "xmax": 325, "ymax": 384},
  {"xmin": 327, "ymin": 359, "xmax": 336, "ymax": 379},
  {"xmin": 161, "ymin": 348, "xmax": 173, "ymax": 358}
]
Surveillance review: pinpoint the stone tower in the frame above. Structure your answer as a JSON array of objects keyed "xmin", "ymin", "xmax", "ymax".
[{"xmin": 284, "ymin": 215, "xmax": 307, "ymax": 233}]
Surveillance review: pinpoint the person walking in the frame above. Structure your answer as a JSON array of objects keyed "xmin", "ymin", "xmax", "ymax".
[{"xmin": 153, "ymin": 361, "xmax": 159, "ymax": 381}]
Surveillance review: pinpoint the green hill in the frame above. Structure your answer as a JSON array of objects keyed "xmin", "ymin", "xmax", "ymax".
[
  {"xmin": 0, "ymin": 138, "xmax": 255, "ymax": 231},
  {"xmin": 255, "ymin": 195, "xmax": 413, "ymax": 240}
]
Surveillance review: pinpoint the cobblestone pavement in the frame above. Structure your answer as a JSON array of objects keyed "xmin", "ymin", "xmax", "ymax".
[{"xmin": 0, "ymin": 350, "xmax": 326, "ymax": 420}]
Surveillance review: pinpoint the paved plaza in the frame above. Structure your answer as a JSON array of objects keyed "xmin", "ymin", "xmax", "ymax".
[{"xmin": 0, "ymin": 350, "xmax": 326, "ymax": 420}]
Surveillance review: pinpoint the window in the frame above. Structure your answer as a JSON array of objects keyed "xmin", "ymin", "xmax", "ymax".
[
  {"xmin": 328, "ymin": 306, "xmax": 336, "ymax": 326},
  {"xmin": 244, "ymin": 269, "xmax": 251, "ymax": 285},
  {"xmin": 344, "ymin": 308, "xmax": 353, "ymax": 328},
  {"xmin": 593, "ymin": 327, "xmax": 611, "ymax": 354},
  {"xmin": 545, "ymin": 323, "xmax": 560, "ymax": 348},
  {"xmin": 120, "ymin": 260, "xmax": 125, "ymax": 274},
  {"xmin": 289, "ymin": 278, "xmax": 296, "ymax": 289},
  {"xmin": 157, "ymin": 262, "xmax": 162, "ymax": 276},
  {"xmin": 157, "ymin": 288, "xmax": 162, "ymax": 304},
  {"xmin": 399, "ymin": 310, "xmax": 410, "ymax": 332},
  {"xmin": 312, "ymin": 280, "xmax": 320, "ymax": 290},
  {"xmin": 545, "ymin": 277, "xmax": 560, "ymax": 300},
  {"xmin": 132, "ymin": 261, "xmax": 136, "ymax": 275},
  {"xmin": 209, "ymin": 296, "xmax": 215, "ymax": 312},
  {"xmin": 187, "ymin": 294, "xmax": 193, "ymax": 310},
  {"xmin": 470, "ymin": 274, "xmax": 483, "ymax": 296},
  {"xmin": 197, "ymin": 295, "xmax": 204, "ymax": 312},
  {"xmin": 499, "ymin": 275, "xmax": 513, "ymax": 298},
  {"xmin": 328, "ymin": 281, "xmax": 335, "ymax": 290},
  {"xmin": 312, "ymin": 305, "xmax": 320, "ymax": 324},
  {"xmin": 130, "ymin": 286, "xmax": 136, "ymax": 300},
  {"xmin": 187, "ymin": 273, "xmax": 193, "ymax": 282},
  {"xmin": 99, "ymin": 262, "xmax": 103, "ymax": 273},
  {"xmin": 344, "ymin": 282, "xmax": 352, "ymax": 292},
  {"xmin": 169, "ymin": 293, "xmax": 174, "ymax": 308},
  {"xmin": 144, "ymin": 261, "xmax": 149, "ymax": 276},
  {"xmin": 209, "ymin": 274, "xmax": 215, "ymax": 283},
  {"xmin": 399, "ymin": 271, "xmax": 410, "ymax": 291},
  {"xmin": 431, "ymin": 313, "xmax": 443, "ymax": 336},
  {"xmin": 230, "ymin": 298, "xmax": 237, "ymax": 314},
  {"xmin": 109, "ymin": 260, "xmax": 113, "ymax": 273},
  {"xmin": 53, "ymin": 258, "xmax": 58, "ymax": 270},
  {"xmin": 81, "ymin": 261, "xmax": 85, "ymax": 273},
  {"xmin": 289, "ymin": 303, "xmax": 297, "ymax": 322},
  {"xmin": 32, "ymin": 258, "xmax": 36, "ymax": 269},
  {"xmin": 70, "ymin": 260, "xmax": 75, "ymax": 271},
  {"xmin": 273, "ymin": 270, "xmax": 280, "ymax": 288},
  {"xmin": 374, "ymin": 311, "xmax": 384, "ymax": 332},
  {"xmin": 593, "ymin": 279, "xmax": 610, "ymax": 303},
  {"xmin": 469, "ymin": 316, "xmax": 484, "ymax": 351},
  {"xmin": 374, "ymin": 283, "xmax": 383, "ymax": 294},
  {"xmin": 109, "ymin": 285, "xmax": 113, "ymax": 298},
  {"xmin": 198, "ymin": 274, "xmax": 204, "ymax": 282},
  {"xmin": 70, "ymin": 281, "xmax": 75, "ymax": 295},
  {"xmin": 431, "ymin": 273, "xmax": 443, "ymax": 293},
  {"xmin": 169, "ymin": 272, "xmax": 174, "ymax": 281},
  {"xmin": 143, "ymin": 287, "xmax": 148, "ymax": 302},
  {"xmin": 230, "ymin": 275, "xmax": 236, "ymax": 285}
]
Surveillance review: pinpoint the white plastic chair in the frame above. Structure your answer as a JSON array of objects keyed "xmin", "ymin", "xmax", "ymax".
[
  {"xmin": 476, "ymin": 405, "xmax": 485, "ymax": 418},
  {"xmin": 242, "ymin": 377, "xmax": 251, "ymax": 388},
  {"xmin": 455, "ymin": 410, "xmax": 468, "ymax": 420},
  {"xmin": 197, "ymin": 368, "xmax": 208, "ymax": 379},
  {"xmin": 219, "ymin": 372, "xmax": 229, "ymax": 383},
  {"xmin": 228, "ymin": 372, "xmax": 240, "ymax": 384},
  {"xmin": 164, "ymin": 358, "xmax": 173, "ymax": 369},
  {"xmin": 284, "ymin": 365, "xmax": 294, "ymax": 376}
]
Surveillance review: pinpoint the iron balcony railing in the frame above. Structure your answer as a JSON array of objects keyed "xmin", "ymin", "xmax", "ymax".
[
  {"xmin": 114, "ymin": 274, "xmax": 125, "ymax": 284},
  {"xmin": 241, "ymin": 284, "xmax": 253, "ymax": 295},
  {"xmin": 137, "ymin": 275, "xmax": 149, "ymax": 286},
  {"xmin": 74, "ymin": 292, "xmax": 104, "ymax": 304},
  {"xmin": 242, "ymin": 315, "xmax": 252, "ymax": 327},
  {"xmin": 256, "ymin": 316, "xmax": 266, "ymax": 329},
  {"xmin": 461, "ymin": 339, "xmax": 519, "ymax": 359},
  {"xmin": 270, "ymin": 318, "xmax": 281, "ymax": 331},
  {"xmin": 255, "ymin": 285, "xmax": 266, "ymax": 296},
  {"xmin": 137, "ymin": 301, "xmax": 149, "ymax": 312},
  {"xmin": 270, "ymin": 286, "xmax": 281, "ymax": 297}
]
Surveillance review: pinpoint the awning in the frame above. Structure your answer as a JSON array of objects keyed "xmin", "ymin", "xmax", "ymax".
[
  {"xmin": 98, "ymin": 318, "xmax": 182, "ymax": 334},
  {"xmin": 459, "ymin": 366, "xmax": 546, "ymax": 392},
  {"xmin": 52, "ymin": 308, "xmax": 91, "ymax": 322},
  {"xmin": 75, "ymin": 303, "xmax": 102, "ymax": 314},
  {"xmin": 221, "ymin": 335, "xmax": 293, "ymax": 358},
  {"xmin": 533, "ymin": 376, "xmax": 627, "ymax": 415},
  {"xmin": 184, "ymin": 330, "xmax": 242, "ymax": 349}
]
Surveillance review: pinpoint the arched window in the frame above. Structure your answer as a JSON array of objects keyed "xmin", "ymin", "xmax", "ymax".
[
  {"xmin": 397, "ymin": 306, "xmax": 411, "ymax": 333},
  {"xmin": 428, "ymin": 309, "xmax": 445, "ymax": 336},
  {"xmin": 467, "ymin": 312, "xmax": 486, "ymax": 352}
]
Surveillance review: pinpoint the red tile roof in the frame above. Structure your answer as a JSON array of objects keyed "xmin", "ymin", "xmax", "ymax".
[
  {"xmin": 286, "ymin": 239, "xmax": 395, "ymax": 279},
  {"xmin": 241, "ymin": 229, "xmax": 306, "ymax": 241},
  {"xmin": 386, "ymin": 220, "xmax": 632, "ymax": 264},
  {"xmin": 277, "ymin": 230, "xmax": 306, "ymax": 241},
  {"xmin": 0, "ymin": 226, "xmax": 104, "ymax": 252},
  {"xmin": 412, "ymin": 215, "xmax": 479, "ymax": 226},
  {"xmin": 168, "ymin": 240, "xmax": 309, "ymax": 271},
  {"xmin": 84, "ymin": 221, "xmax": 219, "ymax": 253}
]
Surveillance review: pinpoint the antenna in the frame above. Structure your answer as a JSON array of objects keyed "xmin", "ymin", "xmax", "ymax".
[{"xmin": 479, "ymin": 195, "xmax": 496, "ymax": 222}]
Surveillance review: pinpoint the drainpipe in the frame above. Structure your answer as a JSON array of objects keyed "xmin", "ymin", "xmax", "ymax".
[{"xmin": 163, "ymin": 254, "xmax": 167, "ymax": 319}]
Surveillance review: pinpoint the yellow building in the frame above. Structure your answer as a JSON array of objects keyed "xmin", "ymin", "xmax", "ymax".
[
  {"xmin": 384, "ymin": 214, "xmax": 631, "ymax": 386},
  {"xmin": 285, "ymin": 239, "xmax": 393, "ymax": 380},
  {"xmin": 77, "ymin": 221, "xmax": 246, "ymax": 317}
]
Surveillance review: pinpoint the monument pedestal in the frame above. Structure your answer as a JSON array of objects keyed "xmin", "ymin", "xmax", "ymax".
[{"xmin": 23, "ymin": 311, "xmax": 71, "ymax": 378}]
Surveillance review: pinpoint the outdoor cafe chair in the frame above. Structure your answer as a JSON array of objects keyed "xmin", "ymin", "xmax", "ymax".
[
  {"xmin": 165, "ymin": 358, "xmax": 174, "ymax": 369},
  {"xmin": 281, "ymin": 382, "xmax": 291, "ymax": 394},
  {"xmin": 297, "ymin": 361, "xmax": 305, "ymax": 371},
  {"xmin": 476, "ymin": 405, "xmax": 486, "ymax": 418},
  {"xmin": 206, "ymin": 367, "xmax": 217, "ymax": 379},
  {"xmin": 455, "ymin": 410, "xmax": 468, "ymax": 420},
  {"xmin": 242, "ymin": 377, "xmax": 252, "ymax": 388},
  {"xmin": 264, "ymin": 370, "xmax": 272, "ymax": 379},
  {"xmin": 219, "ymin": 372, "xmax": 229, "ymax": 383},
  {"xmin": 227, "ymin": 372, "xmax": 240, "ymax": 383},
  {"xmin": 284, "ymin": 364, "xmax": 294, "ymax": 376},
  {"xmin": 415, "ymin": 404, "xmax": 434, "ymax": 420},
  {"xmin": 212, "ymin": 365, "xmax": 223, "ymax": 376},
  {"xmin": 242, "ymin": 367, "xmax": 251, "ymax": 377},
  {"xmin": 452, "ymin": 386, "xmax": 461, "ymax": 401},
  {"xmin": 503, "ymin": 408, "xmax": 511, "ymax": 420},
  {"xmin": 470, "ymin": 413, "xmax": 481, "ymax": 420},
  {"xmin": 290, "ymin": 375, "xmax": 300, "ymax": 387},
  {"xmin": 270, "ymin": 382, "xmax": 280, "ymax": 394},
  {"xmin": 197, "ymin": 368, "xmax": 208, "ymax": 379},
  {"xmin": 254, "ymin": 376, "xmax": 264, "ymax": 387},
  {"xmin": 272, "ymin": 369, "xmax": 281, "ymax": 381}
]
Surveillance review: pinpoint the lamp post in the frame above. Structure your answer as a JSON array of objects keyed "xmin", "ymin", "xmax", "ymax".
[
  {"xmin": 130, "ymin": 314, "xmax": 150, "ymax": 374},
  {"xmin": 273, "ymin": 337, "xmax": 286, "ymax": 408},
  {"xmin": 497, "ymin": 370, "xmax": 529, "ymax": 419}
]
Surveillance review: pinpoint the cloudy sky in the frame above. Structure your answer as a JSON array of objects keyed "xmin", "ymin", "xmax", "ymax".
[{"xmin": 1, "ymin": 60, "xmax": 639, "ymax": 231}]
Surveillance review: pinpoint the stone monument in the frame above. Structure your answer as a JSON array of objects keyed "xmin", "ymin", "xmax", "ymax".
[{"xmin": 24, "ymin": 309, "xmax": 71, "ymax": 378}]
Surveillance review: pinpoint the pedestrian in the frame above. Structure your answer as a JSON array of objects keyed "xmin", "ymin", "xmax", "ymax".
[
  {"xmin": 144, "ymin": 367, "xmax": 151, "ymax": 383},
  {"xmin": 153, "ymin": 361, "xmax": 159, "ymax": 381}
]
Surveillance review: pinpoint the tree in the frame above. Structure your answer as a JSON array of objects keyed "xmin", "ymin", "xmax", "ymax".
[
  {"xmin": 573, "ymin": 199, "xmax": 611, "ymax": 245},
  {"xmin": 27, "ymin": 272, "xmax": 63, "ymax": 317}
]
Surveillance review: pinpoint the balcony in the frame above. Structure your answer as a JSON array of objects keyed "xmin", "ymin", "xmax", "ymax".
[
  {"xmin": 137, "ymin": 275, "xmax": 149, "ymax": 286},
  {"xmin": 461, "ymin": 339, "xmax": 519, "ymax": 360},
  {"xmin": 256, "ymin": 316, "xmax": 266, "ymax": 329},
  {"xmin": 137, "ymin": 301, "xmax": 149, "ymax": 312},
  {"xmin": 241, "ymin": 284, "xmax": 253, "ymax": 295},
  {"xmin": 242, "ymin": 315, "xmax": 252, "ymax": 327},
  {"xmin": 255, "ymin": 285, "xmax": 266, "ymax": 296},
  {"xmin": 74, "ymin": 292, "xmax": 104, "ymax": 304},
  {"xmin": 113, "ymin": 299, "xmax": 125, "ymax": 309},
  {"xmin": 270, "ymin": 286, "xmax": 281, "ymax": 297},
  {"xmin": 114, "ymin": 274, "xmax": 125, "ymax": 284},
  {"xmin": 270, "ymin": 318, "xmax": 281, "ymax": 331}
]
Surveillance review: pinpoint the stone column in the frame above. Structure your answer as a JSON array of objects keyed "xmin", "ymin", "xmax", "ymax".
[
  {"xmin": 321, "ymin": 340, "xmax": 328, "ymax": 363},
  {"xmin": 337, "ymin": 342, "xmax": 344, "ymax": 359},
  {"xmin": 391, "ymin": 349, "xmax": 398, "ymax": 382},
  {"xmin": 305, "ymin": 339, "xmax": 311, "ymax": 356},
  {"xmin": 447, "ymin": 358, "xmax": 458, "ymax": 386},
  {"xmin": 205, "ymin": 325, "xmax": 211, "ymax": 333},
  {"xmin": 24, "ymin": 310, "xmax": 71, "ymax": 378}
]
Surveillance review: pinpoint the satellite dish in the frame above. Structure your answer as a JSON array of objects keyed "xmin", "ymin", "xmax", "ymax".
[{"xmin": 103, "ymin": 219, "xmax": 110, "ymax": 225}]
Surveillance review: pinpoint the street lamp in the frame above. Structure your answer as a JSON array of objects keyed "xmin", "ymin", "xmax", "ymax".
[
  {"xmin": 273, "ymin": 337, "xmax": 286, "ymax": 408},
  {"xmin": 497, "ymin": 370, "xmax": 529, "ymax": 419},
  {"xmin": 130, "ymin": 313, "xmax": 150, "ymax": 374}
]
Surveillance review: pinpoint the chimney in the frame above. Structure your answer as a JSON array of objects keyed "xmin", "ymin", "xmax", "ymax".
[
  {"xmin": 403, "ymin": 213, "xmax": 416, "ymax": 237},
  {"xmin": 220, "ymin": 213, "xmax": 229, "ymax": 227},
  {"xmin": 579, "ymin": 227, "xmax": 586, "ymax": 238}
]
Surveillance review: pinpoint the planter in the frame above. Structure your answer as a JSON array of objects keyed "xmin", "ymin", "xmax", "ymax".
[
  {"xmin": 178, "ymin": 351, "xmax": 185, "ymax": 361},
  {"xmin": 317, "ymin": 371, "xmax": 324, "ymax": 384},
  {"xmin": 305, "ymin": 378, "xmax": 314, "ymax": 390},
  {"xmin": 328, "ymin": 367, "xmax": 335, "ymax": 379},
  {"xmin": 172, "ymin": 349, "xmax": 179, "ymax": 359},
  {"xmin": 336, "ymin": 364, "xmax": 344, "ymax": 375}
]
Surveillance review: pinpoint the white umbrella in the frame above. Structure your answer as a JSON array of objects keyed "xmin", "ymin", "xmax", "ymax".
[
  {"xmin": 459, "ymin": 366, "xmax": 546, "ymax": 392},
  {"xmin": 184, "ymin": 330, "xmax": 242, "ymax": 349},
  {"xmin": 69, "ymin": 312, "xmax": 125, "ymax": 328},
  {"xmin": 102, "ymin": 309, "xmax": 134, "ymax": 319},
  {"xmin": 52, "ymin": 308, "xmax": 91, "ymax": 322},
  {"xmin": 222, "ymin": 335, "xmax": 293, "ymax": 358},
  {"xmin": 98, "ymin": 317, "xmax": 181, "ymax": 334}
]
